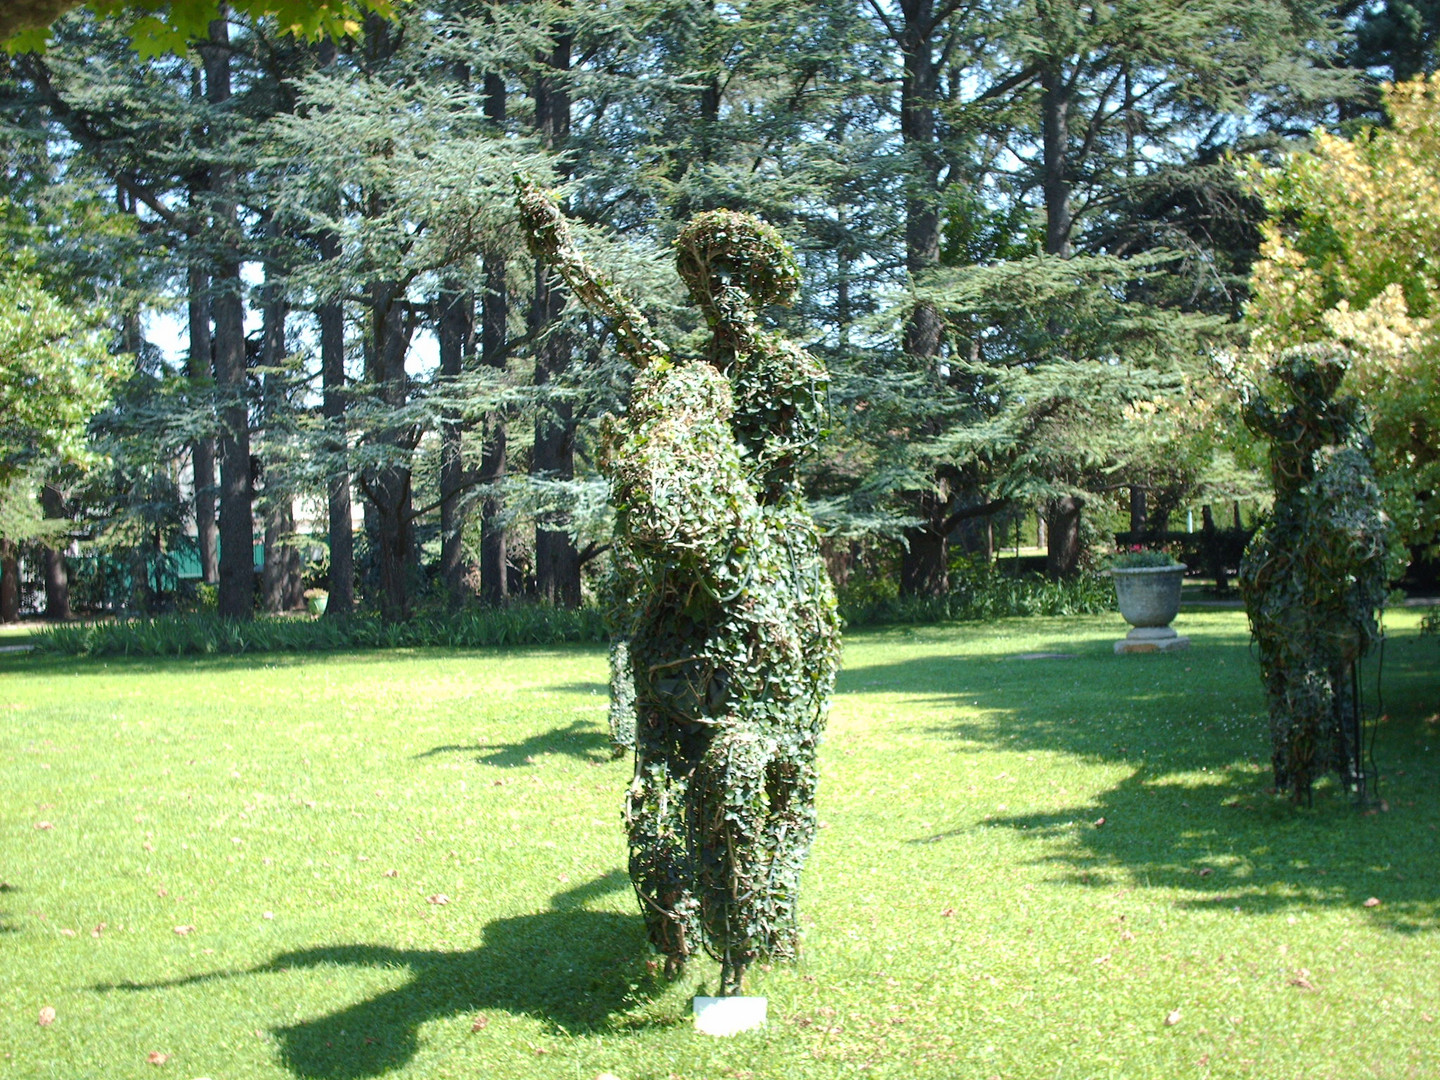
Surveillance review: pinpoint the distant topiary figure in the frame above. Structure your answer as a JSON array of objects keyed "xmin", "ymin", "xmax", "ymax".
[
  {"xmin": 516, "ymin": 180, "xmax": 841, "ymax": 995},
  {"xmin": 1238, "ymin": 345, "xmax": 1390, "ymax": 804}
]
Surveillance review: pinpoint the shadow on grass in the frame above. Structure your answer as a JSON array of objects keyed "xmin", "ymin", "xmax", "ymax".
[
  {"xmin": 2, "ymin": 641, "xmax": 605, "ymax": 679},
  {"xmin": 417, "ymin": 719, "xmax": 612, "ymax": 767},
  {"xmin": 845, "ymin": 624, "xmax": 1440, "ymax": 932},
  {"xmin": 99, "ymin": 870, "xmax": 671, "ymax": 1079}
]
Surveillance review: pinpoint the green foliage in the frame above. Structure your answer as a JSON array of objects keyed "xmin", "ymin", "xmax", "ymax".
[
  {"xmin": 33, "ymin": 605, "xmax": 607, "ymax": 657},
  {"xmin": 1108, "ymin": 550, "xmax": 1181, "ymax": 569},
  {"xmin": 1242, "ymin": 76, "xmax": 1440, "ymax": 553},
  {"xmin": 0, "ymin": 263, "xmax": 119, "ymax": 484},
  {"xmin": 2, "ymin": 0, "xmax": 403, "ymax": 57},
  {"xmin": 1238, "ymin": 346, "xmax": 1391, "ymax": 804},
  {"xmin": 839, "ymin": 561, "xmax": 1114, "ymax": 627}
]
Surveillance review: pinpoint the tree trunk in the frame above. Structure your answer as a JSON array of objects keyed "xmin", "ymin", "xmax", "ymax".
[
  {"xmin": 317, "ymin": 232, "xmax": 355, "ymax": 619},
  {"xmin": 895, "ymin": 0, "xmax": 950, "ymax": 597},
  {"xmin": 479, "ymin": 72, "xmax": 509, "ymax": 608},
  {"xmin": 531, "ymin": 29, "xmax": 581, "ymax": 608},
  {"xmin": 1129, "ymin": 485, "xmax": 1147, "ymax": 539},
  {"xmin": 901, "ymin": 525, "xmax": 949, "ymax": 597},
  {"xmin": 40, "ymin": 483, "xmax": 70, "ymax": 620},
  {"xmin": 479, "ymin": 249, "xmax": 509, "ymax": 606},
  {"xmin": 1202, "ymin": 503, "xmax": 1228, "ymax": 591},
  {"xmin": 438, "ymin": 282, "xmax": 473, "ymax": 604},
  {"xmin": 0, "ymin": 539, "xmax": 17, "ymax": 623},
  {"xmin": 1045, "ymin": 495, "xmax": 1084, "ymax": 579},
  {"xmin": 260, "ymin": 257, "xmax": 302, "ymax": 612},
  {"xmin": 365, "ymin": 278, "xmax": 415, "ymax": 623},
  {"xmin": 1040, "ymin": 60, "xmax": 1073, "ymax": 258},
  {"xmin": 187, "ymin": 265, "xmax": 219, "ymax": 583},
  {"xmin": 203, "ymin": 17, "xmax": 254, "ymax": 621},
  {"xmin": 262, "ymin": 500, "xmax": 304, "ymax": 610}
]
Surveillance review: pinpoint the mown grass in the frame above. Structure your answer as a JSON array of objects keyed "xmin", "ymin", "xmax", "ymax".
[{"xmin": 1, "ymin": 609, "xmax": 1437, "ymax": 1080}]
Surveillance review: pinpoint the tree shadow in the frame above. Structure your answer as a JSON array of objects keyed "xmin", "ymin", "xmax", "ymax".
[
  {"xmin": 845, "ymin": 625, "xmax": 1440, "ymax": 932},
  {"xmin": 416, "ymin": 719, "xmax": 612, "ymax": 768},
  {"xmin": 0, "ymin": 881, "xmax": 16, "ymax": 934},
  {"xmin": 545, "ymin": 680, "xmax": 609, "ymax": 696},
  {"xmin": 5, "ymin": 641, "xmax": 603, "ymax": 679},
  {"xmin": 99, "ymin": 870, "xmax": 673, "ymax": 1079}
]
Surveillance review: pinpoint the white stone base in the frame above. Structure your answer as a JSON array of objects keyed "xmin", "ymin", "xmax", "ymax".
[
  {"xmin": 1115, "ymin": 625, "xmax": 1190, "ymax": 654},
  {"xmin": 694, "ymin": 996, "xmax": 767, "ymax": 1036}
]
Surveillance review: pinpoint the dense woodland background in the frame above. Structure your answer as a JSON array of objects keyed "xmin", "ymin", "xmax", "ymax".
[{"xmin": 4, "ymin": 0, "xmax": 1439, "ymax": 624}]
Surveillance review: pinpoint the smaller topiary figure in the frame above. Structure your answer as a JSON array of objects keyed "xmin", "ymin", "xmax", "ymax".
[
  {"xmin": 1238, "ymin": 345, "xmax": 1390, "ymax": 803},
  {"xmin": 516, "ymin": 180, "xmax": 841, "ymax": 996}
]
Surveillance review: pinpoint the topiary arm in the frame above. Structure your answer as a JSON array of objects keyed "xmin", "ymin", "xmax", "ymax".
[{"xmin": 514, "ymin": 176, "xmax": 669, "ymax": 369}]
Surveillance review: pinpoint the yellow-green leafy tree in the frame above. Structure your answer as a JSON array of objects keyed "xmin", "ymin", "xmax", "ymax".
[
  {"xmin": 1242, "ymin": 76, "xmax": 1440, "ymax": 553},
  {"xmin": 0, "ymin": 265, "xmax": 118, "ymax": 484},
  {"xmin": 1, "ymin": 0, "xmax": 400, "ymax": 56}
]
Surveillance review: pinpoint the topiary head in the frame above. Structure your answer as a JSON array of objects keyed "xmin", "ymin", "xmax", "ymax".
[
  {"xmin": 1273, "ymin": 344, "xmax": 1347, "ymax": 406},
  {"xmin": 675, "ymin": 210, "xmax": 800, "ymax": 320}
]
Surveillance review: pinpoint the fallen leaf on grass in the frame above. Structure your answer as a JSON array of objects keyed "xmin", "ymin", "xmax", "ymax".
[
  {"xmin": 427, "ymin": 894, "xmax": 450, "ymax": 906},
  {"xmin": 1422, "ymin": 1013, "xmax": 1435, "ymax": 1023},
  {"xmin": 1288, "ymin": 968, "xmax": 1316, "ymax": 991},
  {"xmin": 35, "ymin": 821, "xmax": 53, "ymax": 830},
  {"xmin": 471, "ymin": 1014, "xmax": 489, "ymax": 1032},
  {"xmin": 59, "ymin": 928, "xmax": 76, "ymax": 937},
  {"xmin": 38, "ymin": 1006, "xmax": 56, "ymax": 1027},
  {"xmin": 384, "ymin": 870, "xmax": 398, "ymax": 878},
  {"xmin": 1363, "ymin": 897, "xmax": 1381, "ymax": 908},
  {"xmin": 1093, "ymin": 817, "xmax": 1106, "ymax": 827},
  {"xmin": 1198, "ymin": 868, "xmax": 1213, "ymax": 878},
  {"xmin": 939, "ymin": 907, "xmax": 955, "ymax": 917},
  {"xmin": 146, "ymin": 1051, "xmax": 169, "ymax": 1065},
  {"xmin": 173, "ymin": 925, "xmax": 195, "ymax": 936},
  {"xmin": 1164, "ymin": 1009, "xmax": 1181, "ymax": 1027}
]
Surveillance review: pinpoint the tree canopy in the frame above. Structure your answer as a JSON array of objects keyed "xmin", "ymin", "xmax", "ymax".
[
  {"xmin": 1243, "ymin": 75, "xmax": 1440, "ymax": 552},
  {"xmin": 2, "ymin": 0, "xmax": 1437, "ymax": 623},
  {"xmin": 2, "ymin": 0, "xmax": 402, "ymax": 56}
]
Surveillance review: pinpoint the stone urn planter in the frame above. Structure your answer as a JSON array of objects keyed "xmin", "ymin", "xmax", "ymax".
[{"xmin": 1110, "ymin": 563, "xmax": 1189, "ymax": 654}]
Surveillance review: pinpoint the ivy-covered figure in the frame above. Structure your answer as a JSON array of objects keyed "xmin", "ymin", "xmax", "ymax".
[
  {"xmin": 1238, "ymin": 346, "xmax": 1390, "ymax": 804},
  {"xmin": 516, "ymin": 180, "xmax": 842, "ymax": 995}
]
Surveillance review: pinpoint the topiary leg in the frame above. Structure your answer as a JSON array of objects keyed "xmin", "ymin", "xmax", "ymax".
[
  {"xmin": 691, "ymin": 728, "xmax": 772, "ymax": 996},
  {"xmin": 625, "ymin": 754, "xmax": 698, "ymax": 971}
]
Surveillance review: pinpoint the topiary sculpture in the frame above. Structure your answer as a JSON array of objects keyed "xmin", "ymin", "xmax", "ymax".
[
  {"xmin": 516, "ymin": 179, "xmax": 842, "ymax": 995},
  {"xmin": 1238, "ymin": 345, "xmax": 1390, "ymax": 804}
]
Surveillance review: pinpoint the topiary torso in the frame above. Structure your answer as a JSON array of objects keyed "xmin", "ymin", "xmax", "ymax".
[{"xmin": 517, "ymin": 185, "xmax": 841, "ymax": 994}]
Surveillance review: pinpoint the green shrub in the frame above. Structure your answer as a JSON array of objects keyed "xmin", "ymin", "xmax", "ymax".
[
  {"xmin": 839, "ymin": 562, "xmax": 1114, "ymax": 627},
  {"xmin": 1108, "ymin": 548, "xmax": 1182, "ymax": 569},
  {"xmin": 33, "ymin": 605, "xmax": 608, "ymax": 658}
]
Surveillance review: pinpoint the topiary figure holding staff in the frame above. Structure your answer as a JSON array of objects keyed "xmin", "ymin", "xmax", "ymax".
[
  {"xmin": 1239, "ymin": 345, "xmax": 1390, "ymax": 804},
  {"xmin": 516, "ymin": 179, "xmax": 841, "ymax": 995}
]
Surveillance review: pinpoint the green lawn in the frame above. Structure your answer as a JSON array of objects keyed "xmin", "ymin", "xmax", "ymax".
[{"xmin": 2, "ymin": 609, "xmax": 1437, "ymax": 1080}]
